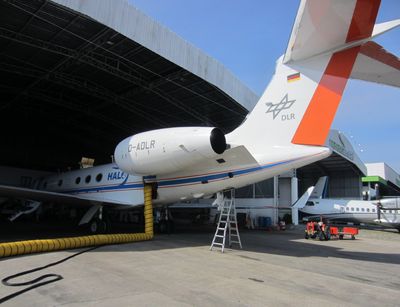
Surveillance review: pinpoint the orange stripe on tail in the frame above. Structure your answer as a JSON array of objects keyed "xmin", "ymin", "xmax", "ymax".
[
  {"xmin": 291, "ymin": 47, "xmax": 360, "ymax": 146},
  {"xmin": 292, "ymin": 0, "xmax": 381, "ymax": 146},
  {"xmin": 346, "ymin": 0, "xmax": 381, "ymax": 43}
]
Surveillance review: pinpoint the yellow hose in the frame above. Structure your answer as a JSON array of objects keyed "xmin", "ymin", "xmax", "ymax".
[{"xmin": 0, "ymin": 184, "xmax": 154, "ymax": 258}]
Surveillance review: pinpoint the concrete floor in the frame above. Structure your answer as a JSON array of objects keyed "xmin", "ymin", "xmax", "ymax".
[{"xmin": 0, "ymin": 227, "xmax": 399, "ymax": 306}]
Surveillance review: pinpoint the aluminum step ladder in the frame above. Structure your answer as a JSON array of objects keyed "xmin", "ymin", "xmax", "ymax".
[{"xmin": 210, "ymin": 194, "xmax": 242, "ymax": 253}]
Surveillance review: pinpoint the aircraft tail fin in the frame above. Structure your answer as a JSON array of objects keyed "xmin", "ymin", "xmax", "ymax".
[
  {"xmin": 310, "ymin": 176, "xmax": 328, "ymax": 199},
  {"xmin": 230, "ymin": 0, "xmax": 399, "ymax": 149},
  {"xmin": 292, "ymin": 186, "xmax": 315, "ymax": 209}
]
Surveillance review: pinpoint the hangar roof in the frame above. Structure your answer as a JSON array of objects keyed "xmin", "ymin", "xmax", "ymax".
[
  {"xmin": 298, "ymin": 130, "xmax": 367, "ymax": 180},
  {"xmin": 0, "ymin": 0, "xmax": 258, "ymax": 171}
]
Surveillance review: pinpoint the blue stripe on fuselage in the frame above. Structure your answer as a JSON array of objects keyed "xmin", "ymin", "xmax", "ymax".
[
  {"xmin": 157, "ymin": 158, "xmax": 297, "ymax": 187},
  {"xmin": 62, "ymin": 157, "xmax": 300, "ymax": 194},
  {"xmin": 63, "ymin": 182, "xmax": 143, "ymax": 194}
]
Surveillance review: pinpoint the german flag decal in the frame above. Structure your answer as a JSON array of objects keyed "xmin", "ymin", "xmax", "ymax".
[{"xmin": 287, "ymin": 72, "xmax": 300, "ymax": 82}]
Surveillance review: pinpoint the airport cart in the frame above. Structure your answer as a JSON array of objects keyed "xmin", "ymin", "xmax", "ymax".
[
  {"xmin": 329, "ymin": 226, "xmax": 358, "ymax": 240},
  {"xmin": 304, "ymin": 222, "xmax": 331, "ymax": 241}
]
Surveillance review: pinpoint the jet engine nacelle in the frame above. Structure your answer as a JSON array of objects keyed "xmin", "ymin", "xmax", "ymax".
[{"xmin": 114, "ymin": 127, "xmax": 226, "ymax": 175}]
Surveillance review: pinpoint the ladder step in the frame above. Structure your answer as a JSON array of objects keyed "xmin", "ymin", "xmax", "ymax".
[{"xmin": 211, "ymin": 195, "xmax": 242, "ymax": 252}]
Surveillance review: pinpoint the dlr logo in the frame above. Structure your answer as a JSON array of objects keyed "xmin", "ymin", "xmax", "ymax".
[{"xmin": 281, "ymin": 113, "xmax": 295, "ymax": 121}]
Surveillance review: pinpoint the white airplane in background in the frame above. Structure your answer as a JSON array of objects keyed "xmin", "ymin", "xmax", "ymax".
[
  {"xmin": 1, "ymin": 0, "xmax": 399, "ymax": 232},
  {"xmin": 295, "ymin": 177, "xmax": 400, "ymax": 232}
]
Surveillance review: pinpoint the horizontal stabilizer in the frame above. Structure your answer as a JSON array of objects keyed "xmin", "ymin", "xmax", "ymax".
[
  {"xmin": 371, "ymin": 19, "xmax": 400, "ymax": 38},
  {"xmin": 284, "ymin": 0, "xmax": 381, "ymax": 63},
  {"xmin": 351, "ymin": 41, "xmax": 400, "ymax": 88}
]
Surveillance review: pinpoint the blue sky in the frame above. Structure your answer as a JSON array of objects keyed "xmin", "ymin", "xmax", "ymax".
[{"xmin": 129, "ymin": 0, "xmax": 400, "ymax": 172}]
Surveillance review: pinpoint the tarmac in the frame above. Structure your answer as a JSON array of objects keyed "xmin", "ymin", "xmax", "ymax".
[{"xmin": 0, "ymin": 226, "xmax": 399, "ymax": 306}]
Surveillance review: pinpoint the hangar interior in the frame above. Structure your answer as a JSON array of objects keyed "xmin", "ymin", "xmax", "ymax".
[
  {"xmin": 0, "ymin": 0, "xmax": 397, "ymax": 231},
  {"xmin": 0, "ymin": 0, "xmax": 253, "ymax": 171}
]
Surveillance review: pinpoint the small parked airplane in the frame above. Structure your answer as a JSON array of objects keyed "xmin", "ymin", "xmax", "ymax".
[
  {"xmin": 294, "ymin": 177, "xmax": 400, "ymax": 232},
  {"xmin": 1, "ymin": 0, "xmax": 399, "ymax": 232}
]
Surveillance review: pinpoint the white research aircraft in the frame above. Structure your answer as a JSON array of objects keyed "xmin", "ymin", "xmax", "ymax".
[
  {"xmin": 1, "ymin": 0, "xmax": 399, "ymax": 230},
  {"xmin": 294, "ymin": 177, "xmax": 400, "ymax": 232}
]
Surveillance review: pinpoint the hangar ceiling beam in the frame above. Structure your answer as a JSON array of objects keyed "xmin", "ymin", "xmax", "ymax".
[
  {"xmin": 0, "ymin": 1, "xmax": 47, "ymax": 54},
  {"xmin": 314, "ymin": 162, "xmax": 331, "ymax": 176},
  {"xmin": 0, "ymin": 61, "xmax": 170, "ymax": 128},
  {"xmin": 0, "ymin": 2, "xmax": 116, "ymax": 106},
  {"xmin": 0, "ymin": 84, "xmax": 128, "ymax": 139},
  {"xmin": 0, "ymin": 26, "xmax": 220, "ymax": 127}
]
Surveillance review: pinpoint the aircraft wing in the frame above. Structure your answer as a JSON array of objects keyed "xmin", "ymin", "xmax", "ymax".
[{"xmin": 0, "ymin": 184, "xmax": 109, "ymax": 206}]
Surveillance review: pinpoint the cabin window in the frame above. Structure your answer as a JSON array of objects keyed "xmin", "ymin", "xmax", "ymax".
[
  {"xmin": 367, "ymin": 208, "xmax": 370, "ymax": 212},
  {"xmin": 356, "ymin": 208, "xmax": 359, "ymax": 211},
  {"xmin": 75, "ymin": 177, "xmax": 81, "ymax": 184},
  {"xmin": 361, "ymin": 208, "xmax": 365, "ymax": 212},
  {"xmin": 351, "ymin": 207, "xmax": 354, "ymax": 211},
  {"xmin": 96, "ymin": 173, "xmax": 103, "ymax": 182},
  {"xmin": 85, "ymin": 175, "xmax": 91, "ymax": 183},
  {"xmin": 372, "ymin": 208, "xmax": 376, "ymax": 213},
  {"xmin": 346, "ymin": 207, "xmax": 349, "ymax": 211},
  {"xmin": 58, "ymin": 179, "xmax": 63, "ymax": 187}
]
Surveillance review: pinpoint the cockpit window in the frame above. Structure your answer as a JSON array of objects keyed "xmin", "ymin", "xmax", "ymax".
[{"xmin": 306, "ymin": 201, "xmax": 314, "ymax": 206}]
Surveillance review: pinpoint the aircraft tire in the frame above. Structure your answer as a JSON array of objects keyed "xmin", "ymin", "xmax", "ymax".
[
  {"xmin": 98, "ymin": 221, "xmax": 107, "ymax": 234},
  {"xmin": 88, "ymin": 219, "xmax": 101, "ymax": 234},
  {"xmin": 158, "ymin": 220, "xmax": 167, "ymax": 234}
]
